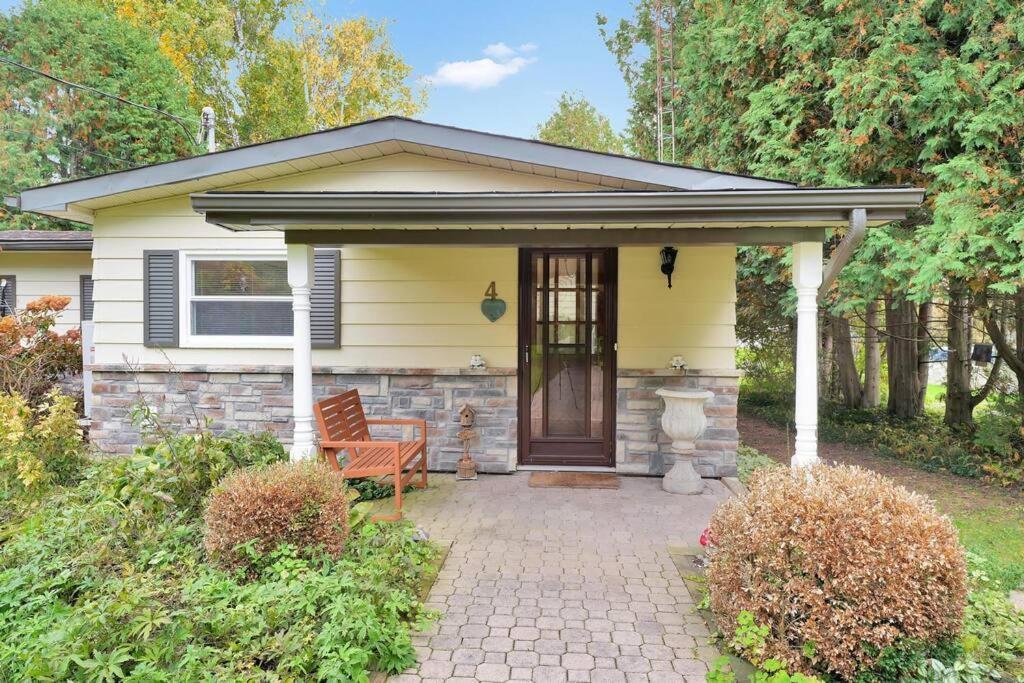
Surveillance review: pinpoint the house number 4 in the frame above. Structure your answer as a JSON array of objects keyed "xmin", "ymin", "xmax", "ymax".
[{"xmin": 480, "ymin": 281, "xmax": 507, "ymax": 322}]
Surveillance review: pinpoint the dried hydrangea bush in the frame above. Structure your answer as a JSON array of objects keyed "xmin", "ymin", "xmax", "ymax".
[
  {"xmin": 707, "ymin": 464, "xmax": 967, "ymax": 680},
  {"xmin": 204, "ymin": 461, "xmax": 349, "ymax": 573}
]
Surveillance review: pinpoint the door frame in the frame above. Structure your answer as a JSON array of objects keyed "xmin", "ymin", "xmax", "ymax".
[{"xmin": 516, "ymin": 247, "xmax": 618, "ymax": 468}]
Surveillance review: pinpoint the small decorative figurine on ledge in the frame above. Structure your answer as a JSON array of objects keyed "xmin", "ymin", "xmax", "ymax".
[
  {"xmin": 456, "ymin": 403, "xmax": 478, "ymax": 480},
  {"xmin": 469, "ymin": 353, "xmax": 486, "ymax": 370},
  {"xmin": 670, "ymin": 355, "xmax": 687, "ymax": 371}
]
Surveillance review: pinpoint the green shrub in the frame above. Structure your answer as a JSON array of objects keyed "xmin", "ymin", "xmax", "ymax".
[
  {"xmin": 739, "ymin": 391, "xmax": 1024, "ymax": 486},
  {"xmin": 0, "ymin": 389, "xmax": 87, "ymax": 515},
  {"xmin": 204, "ymin": 461, "xmax": 350, "ymax": 575},
  {"xmin": 0, "ymin": 418, "xmax": 438, "ymax": 681},
  {"xmin": 736, "ymin": 444, "xmax": 780, "ymax": 485},
  {"xmin": 708, "ymin": 612, "xmax": 822, "ymax": 683},
  {"xmin": 960, "ymin": 553, "xmax": 1024, "ymax": 679}
]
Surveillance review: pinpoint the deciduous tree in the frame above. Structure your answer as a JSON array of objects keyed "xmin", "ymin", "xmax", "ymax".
[
  {"xmin": 0, "ymin": 0, "xmax": 195, "ymax": 229},
  {"xmin": 536, "ymin": 91, "xmax": 625, "ymax": 154}
]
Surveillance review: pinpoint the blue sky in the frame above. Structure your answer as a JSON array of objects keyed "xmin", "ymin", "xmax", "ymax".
[
  {"xmin": 0, "ymin": 0, "xmax": 637, "ymax": 138},
  {"xmin": 326, "ymin": 1, "xmax": 636, "ymax": 137}
]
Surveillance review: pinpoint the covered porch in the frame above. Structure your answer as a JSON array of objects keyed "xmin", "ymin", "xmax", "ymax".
[{"xmin": 190, "ymin": 187, "xmax": 924, "ymax": 474}]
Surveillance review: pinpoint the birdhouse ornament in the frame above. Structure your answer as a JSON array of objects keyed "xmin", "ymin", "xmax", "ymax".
[{"xmin": 456, "ymin": 403, "xmax": 478, "ymax": 480}]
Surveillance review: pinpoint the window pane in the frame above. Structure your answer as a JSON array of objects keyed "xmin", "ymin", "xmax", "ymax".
[
  {"xmin": 192, "ymin": 300, "xmax": 293, "ymax": 336},
  {"xmin": 194, "ymin": 260, "xmax": 288, "ymax": 296}
]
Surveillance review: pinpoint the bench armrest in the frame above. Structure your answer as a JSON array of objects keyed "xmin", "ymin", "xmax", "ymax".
[
  {"xmin": 365, "ymin": 418, "xmax": 427, "ymax": 437},
  {"xmin": 320, "ymin": 439, "xmax": 400, "ymax": 450}
]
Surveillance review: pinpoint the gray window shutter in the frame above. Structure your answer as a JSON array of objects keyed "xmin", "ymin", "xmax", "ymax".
[
  {"xmin": 0, "ymin": 275, "xmax": 14, "ymax": 316},
  {"xmin": 311, "ymin": 250, "xmax": 340, "ymax": 349},
  {"xmin": 79, "ymin": 275, "xmax": 94, "ymax": 322},
  {"xmin": 143, "ymin": 251, "xmax": 178, "ymax": 347}
]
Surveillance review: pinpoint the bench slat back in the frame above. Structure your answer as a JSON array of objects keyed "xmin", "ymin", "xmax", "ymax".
[{"xmin": 314, "ymin": 389, "xmax": 371, "ymax": 445}]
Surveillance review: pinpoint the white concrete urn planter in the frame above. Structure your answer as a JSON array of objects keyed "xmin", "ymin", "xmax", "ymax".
[{"xmin": 656, "ymin": 388, "xmax": 714, "ymax": 494}]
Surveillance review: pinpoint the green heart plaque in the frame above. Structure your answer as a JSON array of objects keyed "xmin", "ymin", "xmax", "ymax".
[{"xmin": 481, "ymin": 298, "xmax": 507, "ymax": 322}]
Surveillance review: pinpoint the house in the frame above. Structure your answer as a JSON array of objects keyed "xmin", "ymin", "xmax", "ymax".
[
  {"xmin": 11, "ymin": 117, "xmax": 924, "ymax": 476},
  {"xmin": 0, "ymin": 230, "xmax": 93, "ymax": 331}
]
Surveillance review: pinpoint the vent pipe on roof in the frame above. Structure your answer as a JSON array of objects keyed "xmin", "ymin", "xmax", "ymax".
[{"xmin": 200, "ymin": 107, "xmax": 216, "ymax": 153}]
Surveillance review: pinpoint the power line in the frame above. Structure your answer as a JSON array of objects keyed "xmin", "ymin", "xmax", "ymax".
[
  {"xmin": 0, "ymin": 54, "xmax": 198, "ymax": 142},
  {"xmin": 1, "ymin": 126, "xmax": 133, "ymax": 169}
]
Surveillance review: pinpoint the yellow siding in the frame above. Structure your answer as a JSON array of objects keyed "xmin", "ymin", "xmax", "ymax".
[
  {"xmin": 617, "ymin": 246, "xmax": 736, "ymax": 370},
  {"xmin": 89, "ymin": 154, "xmax": 737, "ymax": 371},
  {"xmin": 90, "ymin": 152, "xmax": 563, "ymax": 368},
  {"xmin": 0, "ymin": 251, "xmax": 92, "ymax": 332}
]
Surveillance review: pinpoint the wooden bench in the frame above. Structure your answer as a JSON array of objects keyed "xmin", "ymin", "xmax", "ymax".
[{"xmin": 314, "ymin": 389, "xmax": 427, "ymax": 521}]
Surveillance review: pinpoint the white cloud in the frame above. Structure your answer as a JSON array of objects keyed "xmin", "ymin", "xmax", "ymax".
[
  {"xmin": 483, "ymin": 42, "xmax": 516, "ymax": 60},
  {"xmin": 424, "ymin": 43, "xmax": 538, "ymax": 90}
]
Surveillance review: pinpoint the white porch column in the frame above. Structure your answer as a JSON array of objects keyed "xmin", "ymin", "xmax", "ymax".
[
  {"xmin": 792, "ymin": 241, "xmax": 823, "ymax": 469},
  {"xmin": 287, "ymin": 243, "xmax": 316, "ymax": 461}
]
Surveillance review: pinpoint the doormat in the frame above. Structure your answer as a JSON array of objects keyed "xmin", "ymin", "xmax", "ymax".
[{"xmin": 528, "ymin": 472, "xmax": 620, "ymax": 489}]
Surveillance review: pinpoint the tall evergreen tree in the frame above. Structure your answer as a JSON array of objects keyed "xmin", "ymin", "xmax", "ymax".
[{"xmin": 602, "ymin": 0, "xmax": 1024, "ymax": 424}]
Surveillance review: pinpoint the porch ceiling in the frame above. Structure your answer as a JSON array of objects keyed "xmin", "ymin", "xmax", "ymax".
[{"xmin": 190, "ymin": 187, "xmax": 925, "ymax": 247}]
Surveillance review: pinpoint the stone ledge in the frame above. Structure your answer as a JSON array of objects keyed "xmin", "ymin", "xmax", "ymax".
[
  {"xmin": 617, "ymin": 368, "xmax": 741, "ymax": 377},
  {"xmin": 88, "ymin": 364, "xmax": 517, "ymax": 377}
]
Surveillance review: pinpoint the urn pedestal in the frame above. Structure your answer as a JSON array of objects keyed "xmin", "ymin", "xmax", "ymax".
[{"xmin": 655, "ymin": 388, "xmax": 714, "ymax": 494}]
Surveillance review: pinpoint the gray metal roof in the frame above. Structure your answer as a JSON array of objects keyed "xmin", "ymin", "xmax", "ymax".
[
  {"xmin": 16, "ymin": 117, "xmax": 797, "ymax": 223},
  {"xmin": 0, "ymin": 230, "xmax": 92, "ymax": 251}
]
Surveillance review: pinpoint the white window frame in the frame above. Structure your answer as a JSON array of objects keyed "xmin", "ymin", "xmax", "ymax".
[{"xmin": 179, "ymin": 250, "xmax": 293, "ymax": 349}]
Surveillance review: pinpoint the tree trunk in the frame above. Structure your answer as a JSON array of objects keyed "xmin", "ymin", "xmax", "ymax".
[
  {"xmin": 832, "ymin": 313, "xmax": 864, "ymax": 408},
  {"xmin": 819, "ymin": 315, "xmax": 835, "ymax": 405},
  {"xmin": 978, "ymin": 287, "xmax": 1024, "ymax": 421},
  {"xmin": 945, "ymin": 279, "xmax": 974, "ymax": 429},
  {"xmin": 863, "ymin": 300, "xmax": 881, "ymax": 408},
  {"xmin": 917, "ymin": 301, "xmax": 931, "ymax": 407},
  {"xmin": 886, "ymin": 295, "xmax": 923, "ymax": 419}
]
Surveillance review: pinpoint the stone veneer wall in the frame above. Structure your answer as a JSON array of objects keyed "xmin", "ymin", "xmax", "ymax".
[
  {"xmin": 615, "ymin": 369, "xmax": 739, "ymax": 477},
  {"xmin": 90, "ymin": 365, "xmax": 738, "ymax": 478},
  {"xmin": 90, "ymin": 366, "xmax": 518, "ymax": 473}
]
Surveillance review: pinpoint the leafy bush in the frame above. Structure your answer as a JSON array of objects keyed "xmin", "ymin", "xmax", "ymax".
[
  {"xmin": 347, "ymin": 476, "xmax": 412, "ymax": 501},
  {"xmin": 0, "ymin": 389, "xmax": 87, "ymax": 504},
  {"xmin": 0, "ymin": 296, "xmax": 82, "ymax": 405},
  {"xmin": 736, "ymin": 443, "xmax": 781, "ymax": 485},
  {"xmin": 708, "ymin": 611, "xmax": 822, "ymax": 683},
  {"xmin": 205, "ymin": 461, "xmax": 350, "ymax": 575},
  {"xmin": 0, "ymin": 419, "xmax": 438, "ymax": 680},
  {"xmin": 740, "ymin": 391, "xmax": 1024, "ymax": 486},
  {"xmin": 122, "ymin": 403, "xmax": 287, "ymax": 518},
  {"xmin": 707, "ymin": 464, "xmax": 968, "ymax": 680},
  {"xmin": 959, "ymin": 553, "xmax": 1024, "ymax": 679}
]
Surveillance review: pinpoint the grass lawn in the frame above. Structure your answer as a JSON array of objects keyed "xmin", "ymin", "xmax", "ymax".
[{"xmin": 954, "ymin": 506, "xmax": 1024, "ymax": 591}]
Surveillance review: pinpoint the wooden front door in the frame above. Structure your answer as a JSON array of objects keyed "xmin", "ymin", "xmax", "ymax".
[{"xmin": 518, "ymin": 248, "xmax": 617, "ymax": 467}]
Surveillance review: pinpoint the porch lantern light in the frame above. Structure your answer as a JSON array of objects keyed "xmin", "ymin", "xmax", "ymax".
[{"xmin": 660, "ymin": 246, "xmax": 678, "ymax": 288}]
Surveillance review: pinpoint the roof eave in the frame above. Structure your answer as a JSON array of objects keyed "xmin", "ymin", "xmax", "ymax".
[
  {"xmin": 191, "ymin": 188, "xmax": 925, "ymax": 230},
  {"xmin": 17, "ymin": 118, "xmax": 797, "ymax": 217}
]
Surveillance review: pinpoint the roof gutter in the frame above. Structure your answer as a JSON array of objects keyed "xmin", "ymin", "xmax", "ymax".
[{"xmin": 191, "ymin": 188, "xmax": 925, "ymax": 229}]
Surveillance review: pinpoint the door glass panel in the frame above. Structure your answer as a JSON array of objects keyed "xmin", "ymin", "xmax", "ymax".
[
  {"xmin": 590, "ymin": 254, "xmax": 604, "ymax": 438},
  {"xmin": 530, "ymin": 255, "xmax": 544, "ymax": 438},
  {"xmin": 544, "ymin": 255, "xmax": 586, "ymax": 437},
  {"xmin": 525, "ymin": 250, "xmax": 611, "ymax": 456}
]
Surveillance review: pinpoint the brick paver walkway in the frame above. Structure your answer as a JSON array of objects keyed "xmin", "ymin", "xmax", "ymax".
[{"xmin": 390, "ymin": 473, "xmax": 729, "ymax": 683}]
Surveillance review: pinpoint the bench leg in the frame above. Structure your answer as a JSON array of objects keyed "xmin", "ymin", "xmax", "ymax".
[{"xmin": 416, "ymin": 444, "xmax": 428, "ymax": 489}]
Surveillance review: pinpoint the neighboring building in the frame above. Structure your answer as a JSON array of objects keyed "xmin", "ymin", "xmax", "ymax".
[
  {"xmin": 12, "ymin": 117, "xmax": 924, "ymax": 477},
  {"xmin": 0, "ymin": 230, "xmax": 93, "ymax": 332}
]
